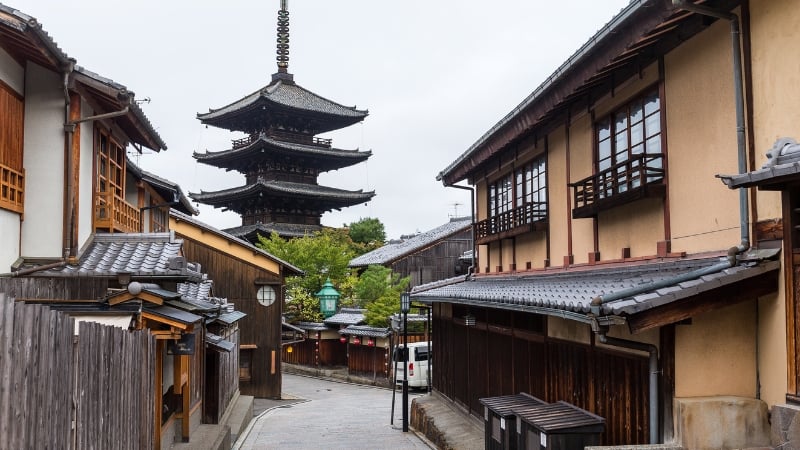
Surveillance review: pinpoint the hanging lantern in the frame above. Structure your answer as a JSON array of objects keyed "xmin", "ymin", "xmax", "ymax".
[
  {"xmin": 316, "ymin": 278, "xmax": 340, "ymax": 318},
  {"xmin": 353, "ymin": 337, "xmax": 361, "ymax": 345},
  {"xmin": 339, "ymin": 336, "xmax": 347, "ymax": 344},
  {"xmin": 367, "ymin": 338, "xmax": 375, "ymax": 347}
]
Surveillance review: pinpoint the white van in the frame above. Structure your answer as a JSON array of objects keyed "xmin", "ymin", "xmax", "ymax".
[{"xmin": 393, "ymin": 341, "xmax": 432, "ymax": 389}]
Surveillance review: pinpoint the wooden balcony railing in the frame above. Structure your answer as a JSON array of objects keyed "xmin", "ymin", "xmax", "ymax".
[
  {"xmin": 476, "ymin": 202, "xmax": 547, "ymax": 244},
  {"xmin": 570, "ymin": 153, "xmax": 666, "ymax": 219},
  {"xmin": 0, "ymin": 163, "xmax": 24, "ymax": 214},
  {"xmin": 232, "ymin": 131, "xmax": 333, "ymax": 149},
  {"xmin": 95, "ymin": 191, "xmax": 140, "ymax": 233}
]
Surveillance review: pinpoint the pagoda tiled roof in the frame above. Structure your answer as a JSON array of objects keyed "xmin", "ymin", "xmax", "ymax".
[
  {"xmin": 193, "ymin": 134, "xmax": 371, "ymax": 173},
  {"xmin": 224, "ymin": 223, "xmax": 324, "ymax": 241},
  {"xmin": 190, "ymin": 180, "xmax": 374, "ymax": 208},
  {"xmin": 197, "ymin": 78, "xmax": 368, "ymax": 134}
]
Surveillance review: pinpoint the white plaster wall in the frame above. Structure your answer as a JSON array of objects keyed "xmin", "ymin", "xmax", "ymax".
[
  {"xmin": 0, "ymin": 210, "xmax": 20, "ymax": 271},
  {"xmin": 0, "ymin": 47, "xmax": 24, "ymax": 94},
  {"xmin": 20, "ymin": 62, "xmax": 65, "ymax": 258},
  {"xmin": 77, "ymin": 99, "xmax": 95, "ymax": 248}
]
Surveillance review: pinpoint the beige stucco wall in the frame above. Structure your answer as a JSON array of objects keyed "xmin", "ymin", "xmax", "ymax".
[
  {"xmin": 0, "ymin": 210, "xmax": 20, "ymax": 271},
  {"xmin": 0, "ymin": 46, "xmax": 23, "ymax": 94},
  {"xmin": 675, "ymin": 300, "xmax": 757, "ymax": 398},
  {"xmin": 664, "ymin": 19, "xmax": 741, "ymax": 254},
  {"xmin": 515, "ymin": 231, "xmax": 546, "ymax": 269},
  {"xmin": 547, "ymin": 316, "xmax": 591, "ymax": 345},
  {"xmin": 77, "ymin": 99, "xmax": 95, "ymax": 248},
  {"xmin": 568, "ymin": 113, "xmax": 596, "ymax": 263},
  {"xmin": 547, "ymin": 125, "xmax": 570, "ymax": 264},
  {"xmin": 757, "ymin": 284, "xmax": 786, "ymax": 408},
  {"xmin": 598, "ymin": 197, "xmax": 664, "ymax": 259}
]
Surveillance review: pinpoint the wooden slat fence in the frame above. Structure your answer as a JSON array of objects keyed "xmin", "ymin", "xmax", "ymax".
[{"xmin": 0, "ymin": 294, "xmax": 156, "ymax": 449}]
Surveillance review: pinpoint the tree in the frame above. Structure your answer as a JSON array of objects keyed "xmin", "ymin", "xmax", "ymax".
[
  {"xmin": 347, "ymin": 217, "xmax": 386, "ymax": 254},
  {"xmin": 257, "ymin": 229, "xmax": 358, "ymax": 321},
  {"xmin": 358, "ymin": 265, "xmax": 410, "ymax": 327}
]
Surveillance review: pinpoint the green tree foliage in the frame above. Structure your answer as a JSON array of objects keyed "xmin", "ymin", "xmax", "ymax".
[
  {"xmin": 357, "ymin": 265, "xmax": 410, "ymax": 327},
  {"xmin": 257, "ymin": 229, "xmax": 358, "ymax": 322},
  {"xmin": 347, "ymin": 217, "xmax": 386, "ymax": 254}
]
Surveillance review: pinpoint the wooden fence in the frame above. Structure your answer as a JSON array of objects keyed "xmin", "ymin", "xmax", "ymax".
[{"xmin": 0, "ymin": 294, "xmax": 156, "ymax": 449}]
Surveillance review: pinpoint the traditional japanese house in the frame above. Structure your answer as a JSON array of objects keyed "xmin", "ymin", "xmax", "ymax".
[
  {"xmin": 412, "ymin": 0, "xmax": 800, "ymax": 448},
  {"xmin": 349, "ymin": 217, "xmax": 473, "ymax": 289},
  {"xmin": 191, "ymin": 0, "xmax": 374, "ymax": 243},
  {"xmin": 169, "ymin": 209, "xmax": 303, "ymax": 399},
  {"xmin": 0, "ymin": 5, "xmax": 246, "ymax": 448}
]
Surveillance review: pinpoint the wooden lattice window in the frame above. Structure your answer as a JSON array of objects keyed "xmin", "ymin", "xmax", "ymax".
[
  {"xmin": 0, "ymin": 81, "xmax": 24, "ymax": 214},
  {"xmin": 96, "ymin": 127, "xmax": 125, "ymax": 221}
]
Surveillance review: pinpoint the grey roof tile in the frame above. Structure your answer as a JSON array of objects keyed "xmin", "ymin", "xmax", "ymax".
[
  {"xmin": 349, "ymin": 217, "xmax": 472, "ymax": 267},
  {"xmin": 339, "ymin": 325, "xmax": 391, "ymax": 338},
  {"xmin": 324, "ymin": 308, "xmax": 366, "ymax": 326}
]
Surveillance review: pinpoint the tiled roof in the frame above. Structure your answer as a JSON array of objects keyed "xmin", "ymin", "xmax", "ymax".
[
  {"xmin": 170, "ymin": 210, "xmax": 304, "ymax": 275},
  {"xmin": 412, "ymin": 253, "xmax": 781, "ymax": 322},
  {"xmin": 127, "ymin": 160, "xmax": 197, "ymax": 215},
  {"xmin": 294, "ymin": 322, "xmax": 329, "ymax": 331},
  {"xmin": 350, "ymin": 217, "xmax": 472, "ymax": 267},
  {"xmin": 38, "ymin": 233, "xmax": 201, "ymax": 281},
  {"xmin": 193, "ymin": 134, "xmax": 371, "ymax": 172},
  {"xmin": 224, "ymin": 222, "xmax": 324, "ymax": 241},
  {"xmin": 324, "ymin": 308, "xmax": 366, "ymax": 326},
  {"xmin": 214, "ymin": 311, "xmax": 247, "ymax": 325},
  {"xmin": 718, "ymin": 137, "xmax": 800, "ymax": 190},
  {"xmin": 339, "ymin": 325, "xmax": 391, "ymax": 338},
  {"xmin": 143, "ymin": 304, "xmax": 203, "ymax": 325},
  {"xmin": 197, "ymin": 79, "xmax": 368, "ymax": 134},
  {"xmin": 190, "ymin": 180, "xmax": 375, "ymax": 204}
]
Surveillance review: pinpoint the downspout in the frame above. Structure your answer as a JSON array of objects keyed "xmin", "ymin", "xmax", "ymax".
[
  {"xmin": 440, "ymin": 181, "xmax": 476, "ymax": 279},
  {"xmin": 597, "ymin": 330, "xmax": 659, "ymax": 444},
  {"xmin": 62, "ymin": 61, "xmax": 75, "ymax": 260}
]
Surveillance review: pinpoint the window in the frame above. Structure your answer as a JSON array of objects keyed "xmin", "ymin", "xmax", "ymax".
[
  {"xmin": 0, "ymin": 81, "xmax": 24, "ymax": 214},
  {"xmin": 479, "ymin": 155, "xmax": 547, "ymax": 242},
  {"xmin": 570, "ymin": 88, "xmax": 666, "ymax": 218}
]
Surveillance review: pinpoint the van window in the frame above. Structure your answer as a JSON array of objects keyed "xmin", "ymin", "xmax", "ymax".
[
  {"xmin": 392, "ymin": 347, "xmax": 408, "ymax": 362},
  {"xmin": 415, "ymin": 347, "xmax": 431, "ymax": 361}
]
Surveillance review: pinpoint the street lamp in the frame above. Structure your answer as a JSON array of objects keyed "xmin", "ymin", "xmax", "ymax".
[
  {"xmin": 400, "ymin": 291, "xmax": 410, "ymax": 433},
  {"xmin": 316, "ymin": 278, "xmax": 340, "ymax": 318}
]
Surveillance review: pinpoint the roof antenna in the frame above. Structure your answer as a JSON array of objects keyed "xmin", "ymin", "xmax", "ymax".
[{"xmin": 276, "ymin": 0, "xmax": 290, "ymax": 73}]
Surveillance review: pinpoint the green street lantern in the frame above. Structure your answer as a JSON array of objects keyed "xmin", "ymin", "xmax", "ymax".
[{"xmin": 316, "ymin": 278, "xmax": 340, "ymax": 318}]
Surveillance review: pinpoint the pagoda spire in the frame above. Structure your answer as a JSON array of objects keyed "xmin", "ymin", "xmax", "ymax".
[{"xmin": 276, "ymin": 0, "xmax": 290, "ymax": 73}]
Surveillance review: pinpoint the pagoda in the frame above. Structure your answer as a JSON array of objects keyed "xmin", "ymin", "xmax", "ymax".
[{"xmin": 191, "ymin": 0, "xmax": 375, "ymax": 243}]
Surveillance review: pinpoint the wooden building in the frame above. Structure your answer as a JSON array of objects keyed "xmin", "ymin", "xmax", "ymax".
[
  {"xmin": 414, "ymin": 1, "xmax": 800, "ymax": 448},
  {"xmin": 191, "ymin": 1, "xmax": 374, "ymax": 243},
  {"xmin": 170, "ymin": 209, "xmax": 303, "ymax": 399},
  {"xmin": 350, "ymin": 217, "xmax": 473, "ymax": 288}
]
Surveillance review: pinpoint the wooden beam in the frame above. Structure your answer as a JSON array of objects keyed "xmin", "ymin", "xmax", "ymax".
[{"xmin": 627, "ymin": 269, "xmax": 779, "ymax": 334}]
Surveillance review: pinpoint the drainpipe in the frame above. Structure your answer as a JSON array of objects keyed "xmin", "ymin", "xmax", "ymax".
[
  {"xmin": 672, "ymin": 0, "xmax": 749, "ymax": 254},
  {"xmin": 597, "ymin": 331, "xmax": 659, "ymax": 444},
  {"xmin": 440, "ymin": 182, "xmax": 475, "ymax": 279},
  {"xmin": 62, "ymin": 61, "xmax": 75, "ymax": 260}
]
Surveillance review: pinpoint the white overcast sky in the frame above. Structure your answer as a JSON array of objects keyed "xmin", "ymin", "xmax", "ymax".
[{"xmin": 15, "ymin": 0, "xmax": 630, "ymax": 240}]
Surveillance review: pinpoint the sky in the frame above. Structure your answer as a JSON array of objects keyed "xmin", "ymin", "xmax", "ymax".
[{"xmin": 14, "ymin": 0, "xmax": 631, "ymax": 240}]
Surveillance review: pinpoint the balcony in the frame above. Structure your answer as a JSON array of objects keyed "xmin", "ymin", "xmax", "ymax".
[
  {"xmin": 95, "ymin": 191, "xmax": 140, "ymax": 233},
  {"xmin": 0, "ymin": 163, "xmax": 24, "ymax": 214},
  {"xmin": 570, "ymin": 153, "xmax": 666, "ymax": 219},
  {"xmin": 476, "ymin": 202, "xmax": 547, "ymax": 244},
  {"xmin": 232, "ymin": 131, "xmax": 332, "ymax": 149}
]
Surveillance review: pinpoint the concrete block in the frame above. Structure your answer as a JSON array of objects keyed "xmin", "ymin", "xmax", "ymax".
[
  {"xmin": 771, "ymin": 403, "xmax": 800, "ymax": 449},
  {"xmin": 674, "ymin": 396, "xmax": 770, "ymax": 450}
]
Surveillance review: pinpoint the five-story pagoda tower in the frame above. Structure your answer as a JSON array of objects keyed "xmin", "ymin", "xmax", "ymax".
[{"xmin": 192, "ymin": 0, "xmax": 375, "ymax": 242}]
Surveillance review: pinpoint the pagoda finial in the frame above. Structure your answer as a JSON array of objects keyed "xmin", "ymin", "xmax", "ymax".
[{"xmin": 276, "ymin": 0, "xmax": 290, "ymax": 73}]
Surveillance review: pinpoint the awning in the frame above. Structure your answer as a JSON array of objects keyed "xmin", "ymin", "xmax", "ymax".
[
  {"xmin": 142, "ymin": 304, "xmax": 203, "ymax": 328},
  {"xmin": 205, "ymin": 333, "xmax": 235, "ymax": 352},
  {"xmin": 214, "ymin": 311, "xmax": 246, "ymax": 325},
  {"xmin": 412, "ymin": 252, "xmax": 780, "ymax": 334}
]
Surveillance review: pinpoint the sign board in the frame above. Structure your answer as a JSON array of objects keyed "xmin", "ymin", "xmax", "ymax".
[{"xmin": 167, "ymin": 333, "xmax": 196, "ymax": 355}]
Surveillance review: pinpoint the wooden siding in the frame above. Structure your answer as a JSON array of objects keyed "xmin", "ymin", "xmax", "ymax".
[
  {"xmin": 389, "ymin": 229, "xmax": 472, "ymax": 288},
  {"xmin": 0, "ymin": 296, "xmax": 156, "ymax": 449},
  {"xmin": 0, "ymin": 80, "xmax": 23, "ymax": 171},
  {"xmin": 177, "ymin": 237, "xmax": 283, "ymax": 398},
  {"xmin": 432, "ymin": 303, "xmax": 649, "ymax": 445},
  {"xmin": 348, "ymin": 343, "xmax": 390, "ymax": 379},
  {"xmin": 204, "ymin": 327, "xmax": 240, "ymax": 424},
  {"xmin": 282, "ymin": 338, "xmax": 348, "ymax": 367}
]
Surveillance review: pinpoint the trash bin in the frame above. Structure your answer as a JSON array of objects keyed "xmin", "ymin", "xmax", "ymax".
[
  {"xmin": 479, "ymin": 393, "xmax": 546, "ymax": 450},
  {"xmin": 513, "ymin": 401, "xmax": 605, "ymax": 450}
]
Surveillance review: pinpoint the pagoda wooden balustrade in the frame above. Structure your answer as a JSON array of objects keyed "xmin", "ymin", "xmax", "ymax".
[
  {"xmin": 95, "ymin": 191, "xmax": 140, "ymax": 233},
  {"xmin": 570, "ymin": 153, "xmax": 665, "ymax": 219},
  {"xmin": 0, "ymin": 163, "xmax": 24, "ymax": 214},
  {"xmin": 475, "ymin": 202, "xmax": 547, "ymax": 244},
  {"xmin": 231, "ymin": 132, "xmax": 332, "ymax": 149}
]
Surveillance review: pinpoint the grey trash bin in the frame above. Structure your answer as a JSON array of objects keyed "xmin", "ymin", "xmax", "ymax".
[
  {"xmin": 513, "ymin": 401, "xmax": 605, "ymax": 450},
  {"xmin": 479, "ymin": 393, "xmax": 546, "ymax": 450}
]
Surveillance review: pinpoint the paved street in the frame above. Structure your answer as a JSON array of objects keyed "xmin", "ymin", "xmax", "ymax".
[{"xmin": 234, "ymin": 374, "xmax": 432, "ymax": 449}]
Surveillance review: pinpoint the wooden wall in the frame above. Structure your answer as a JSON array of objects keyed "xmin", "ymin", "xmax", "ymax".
[
  {"xmin": 177, "ymin": 237, "xmax": 283, "ymax": 398},
  {"xmin": 0, "ymin": 296, "xmax": 156, "ymax": 449},
  {"xmin": 348, "ymin": 343, "xmax": 390, "ymax": 379},
  {"xmin": 433, "ymin": 303, "xmax": 649, "ymax": 445},
  {"xmin": 391, "ymin": 229, "xmax": 472, "ymax": 288},
  {"xmin": 0, "ymin": 80, "xmax": 24, "ymax": 171}
]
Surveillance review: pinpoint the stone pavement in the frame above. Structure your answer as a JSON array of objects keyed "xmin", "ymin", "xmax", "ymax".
[{"xmin": 234, "ymin": 373, "xmax": 434, "ymax": 449}]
